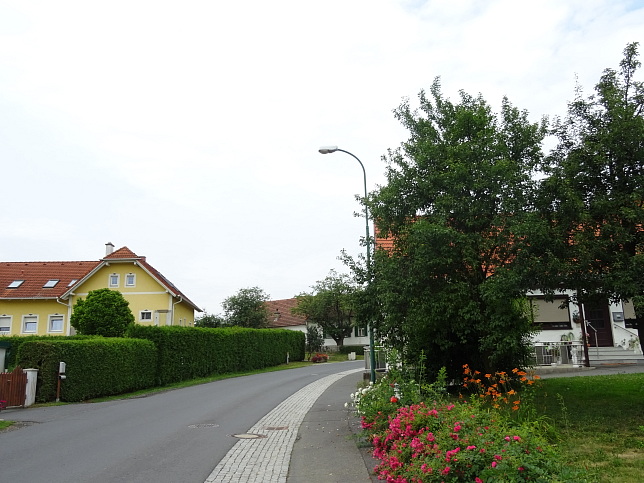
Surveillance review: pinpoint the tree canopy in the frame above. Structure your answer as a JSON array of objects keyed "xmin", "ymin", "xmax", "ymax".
[
  {"xmin": 194, "ymin": 311, "xmax": 227, "ymax": 328},
  {"xmin": 293, "ymin": 270, "xmax": 360, "ymax": 348},
  {"xmin": 70, "ymin": 288, "xmax": 135, "ymax": 337},
  {"xmin": 222, "ymin": 287, "xmax": 270, "ymax": 328},
  {"xmin": 536, "ymin": 42, "xmax": 644, "ymax": 349},
  {"xmin": 365, "ymin": 78, "xmax": 546, "ymax": 378}
]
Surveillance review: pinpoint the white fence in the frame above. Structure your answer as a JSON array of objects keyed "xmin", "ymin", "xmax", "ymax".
[{"xmin": 533, "ymin": 341, "xmax": 584, "ymax": 366}]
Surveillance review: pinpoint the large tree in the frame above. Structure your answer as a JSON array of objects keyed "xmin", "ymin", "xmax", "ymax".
[
  {"xmin": 366, "ymin": 79, "xmax": 546, "ymax": 378},
  {"xmin": 538, "ymin": 43, "xmax": 644, "ymax": 350},
  {"xmin": 293, "ymin": 270, "xmax": 360, "ymax": 349},
  {"xmin": 70, "ymin": 288, "xmax": 135, "ymax": 337},
  {"xmin": 222, "ymin": 287, "xmax": 270, "ymax": 328}
]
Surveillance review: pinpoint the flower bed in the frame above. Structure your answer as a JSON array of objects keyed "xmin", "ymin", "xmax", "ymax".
[
  {"xmin": 352, "ymin": 363, "xmax": 588, "ymax": 482},
  {"xmin": 311, "ymin": 353, "xmax": 329, "ymax": 363}
]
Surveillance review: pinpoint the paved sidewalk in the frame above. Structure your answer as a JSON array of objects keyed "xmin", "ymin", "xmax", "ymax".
[
  {"xmin": 204, "ymin": 367, "xmax": 364, "ymax": 483},
  {"xmin": 287, "ymin": 370, "xmax": 378, "ymax": 483}
]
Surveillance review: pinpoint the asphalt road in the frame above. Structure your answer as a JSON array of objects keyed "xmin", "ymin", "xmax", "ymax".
[{"xmin": 0, "ymin": 360, "xmax": 364, "ymax": 483}]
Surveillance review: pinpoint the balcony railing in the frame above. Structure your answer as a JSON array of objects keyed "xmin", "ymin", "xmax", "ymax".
[{"xmin": 533, "ymin": 341, "xmax": 584, "ymax": 366}]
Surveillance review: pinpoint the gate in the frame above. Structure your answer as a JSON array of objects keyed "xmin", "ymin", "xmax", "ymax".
[{"xmin": 0, "ymin": 366, "xmax": 28, "ymax": 408}]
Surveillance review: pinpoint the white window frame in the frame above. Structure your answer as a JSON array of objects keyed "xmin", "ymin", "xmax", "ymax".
[
  {"xmin": 125, "ymin": 273, "xmax": 136, "ymax": 287},
  {"xmin": 48, "ymin": 314, "xmax": 64, "ymax": 333},
  {"xmin": 23, "ymin": 315, "xmax": 38, "ymax": 334},
  {"xmin": 140, "ymin": 310, "xmax": 152, "ymax": 322},
  {"xmin": 8, "ymin": 280, "xmax": 24, "ymax": 288},
  {"xmin": 43, "ymin": 279, "xmax": 59, "ymax": 288},
  {"xmin": 355, "ymin": 326, "xmax": 367, "ymax": 337},
  {"xmin": 109, "ymin": 273, "xmax": 120, "ymax": 288},
  {"xmin": 0, "ymin": 315, "xmax": 11, "ymax": 334}
]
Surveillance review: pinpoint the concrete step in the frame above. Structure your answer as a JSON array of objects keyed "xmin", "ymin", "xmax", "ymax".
[{"xmin": 586, "ymin": 346, "xmax": 644, "ymax": 364}]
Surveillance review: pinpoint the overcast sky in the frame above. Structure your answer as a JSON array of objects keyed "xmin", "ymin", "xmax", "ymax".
[{"xmin": 1, "ymin": 0, "xmax": 642, "ymax": 315}]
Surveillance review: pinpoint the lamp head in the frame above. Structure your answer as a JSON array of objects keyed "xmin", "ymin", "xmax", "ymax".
[{"xmin": 318, "ymin": 146, "xmax": 338, "ymax": 154}]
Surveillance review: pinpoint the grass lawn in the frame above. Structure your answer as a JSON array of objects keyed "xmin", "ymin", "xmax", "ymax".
[{"xmin": 535, "ymin": 372, "xmax": 644, "ymax": 482}]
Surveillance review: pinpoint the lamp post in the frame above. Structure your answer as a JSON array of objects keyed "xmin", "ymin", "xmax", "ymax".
[{"xmin": 318, "ymin": 146, "xmax": 377, "ymax": 383}]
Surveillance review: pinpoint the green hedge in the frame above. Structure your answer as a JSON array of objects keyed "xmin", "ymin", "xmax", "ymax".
[
  {"xmin": 17, "ymin": 338, "xmax": 157, "ymax": 402},
  {"xmin": 339, "ymin": 344, "xmax": 366, "ymax": 355},
  {"xmin": 1, "ymin": 335, "xmax": 99, "ymax": 370},
  {"xmin": 125, "ymin": 325, "xmax": 305, "ymax": 385}
]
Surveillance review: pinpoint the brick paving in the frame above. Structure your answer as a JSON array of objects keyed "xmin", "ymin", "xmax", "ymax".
[{"xmin": 204, "ymin": 367, "xmax": 363, "ymax": 483}]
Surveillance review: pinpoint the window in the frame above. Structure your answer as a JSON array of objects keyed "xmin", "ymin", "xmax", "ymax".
[
  {"xmin": 7, "ymin": 280, "xmax": 24, "ymax": 288},
  {"xmin": 125, "ymin": 273, "xmax": 136, "ymax": 287},
  {"xmin": 109, "ymin": 273, "xmax": 120, "ymax": 287},
  {"xmin": 23, "ymin": 315, "xmax": 38, "ymax": 334},
  {"xmin": 354, "ymin": 326, "xmax": 367, "ymax": 337},
  {"xmin": 0, "ymin": 315, "xmax": 11, "ymax": 333},
  {"xmin": 49, "ymin": 315, "xmax": 64, "ymax": 333},
  {"xmin": 68, "ymin": 279, "xmax": 78, "ymax": 287},
  {"xmin": 140, "ymin": 310, "xmax": 152, "ymax": 321},
  {"xmin": 529, "ymin": 296, "xmax": 572, "ymax": 330},
  {"xmin": 43, "ymin": 279, "xmax": 59, "ymax": 288}
]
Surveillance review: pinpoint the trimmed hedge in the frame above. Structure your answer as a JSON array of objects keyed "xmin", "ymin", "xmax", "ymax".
[
  {"xmin": 1, "ymin": 335, "xmax": 99, "ymax": 370},
  {"xmin": 18, "ymin": 338, "xmax": 157, "ymax": 402},
  {"xmin": 339, "ymin": 344, "xmax": 366, "ymax": 355},
  {"xmin": 125, "ymin": 325, "xmax": 305, "ymax": 385}
]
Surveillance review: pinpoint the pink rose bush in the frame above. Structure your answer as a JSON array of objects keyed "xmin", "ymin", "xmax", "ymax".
[
  {"xmin": 367, "ymin": 401, "xmax": 569, "ymax": 482},
  {"xmin": 352, "ymin": 364, "xmax": 587, "ymax": 482}
]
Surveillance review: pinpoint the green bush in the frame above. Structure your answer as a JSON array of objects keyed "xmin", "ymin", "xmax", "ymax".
[
  {"xmin": 125, "ymin": 325, "xmax": 305, "ymax": 385},
  {"xmin": 339, "ymin": 344, "xmax": 366, "ymax": 355},
  {"xmin": 70, "ymin": 288, "xmax": 135, "ymax": 337},
  {"xmin": 17, "ymin": 338, "xmax": 157, "ymax": 402}
]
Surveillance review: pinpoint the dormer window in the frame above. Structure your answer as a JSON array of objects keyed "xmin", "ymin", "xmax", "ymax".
[
  {"xmin": 7, "ymin": 280, "xmax": 24, "ymax": 288},
  {"xmin": 109, "ymin": 273, "xmax": 120, "ymax": 287},
  {"xmin": 43, "ymin": 279, "xmax": 59, "ymax": 288}
]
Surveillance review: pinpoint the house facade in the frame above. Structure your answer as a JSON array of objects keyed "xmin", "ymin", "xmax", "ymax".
[
  {"xmin": 0, "ymin": 243, "xmax": 201, "ymax": 337},
  {"xmin": 528, "ymin": 291, "xmax": 642, "ymax": 364},
  {"xmin": 266, "ymin": 297, "xmax": 369, "ymax": 350}
]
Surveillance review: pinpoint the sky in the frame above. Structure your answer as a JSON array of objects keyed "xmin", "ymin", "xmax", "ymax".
[{"xmin": 1, "ymin": 0, "xmax": 643, "ymax": 315}]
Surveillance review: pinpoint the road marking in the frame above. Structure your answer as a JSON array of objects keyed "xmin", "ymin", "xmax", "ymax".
[{"xmin": 204, "ymin": 367, "xmax": 363, "ymax": 483}]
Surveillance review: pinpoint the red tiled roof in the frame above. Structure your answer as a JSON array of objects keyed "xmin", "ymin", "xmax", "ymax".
[
  {"xmin": 0, "ymin": 261, "xmax": 98, "ymax": 299},
  {"xmin": 1, "ymin": 247, "xmax": 201, "ymax": 311},
  {"xmin": 103, "ymin": 246, "xmax": 139, "ymax": 260},
  {"xmin": 265, "ymin": 298, "xmax": 307, "ymax": 328}
]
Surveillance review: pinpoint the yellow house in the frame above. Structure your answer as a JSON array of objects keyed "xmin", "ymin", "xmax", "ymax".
[{"xmin": 0, "ymin": 243, "xmax": 201, "ymax": 336}]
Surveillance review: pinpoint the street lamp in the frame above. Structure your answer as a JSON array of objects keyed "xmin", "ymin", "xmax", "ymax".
[{"xmin": 318, "ymin": 145, "xmax": 377, "ymax": 383}]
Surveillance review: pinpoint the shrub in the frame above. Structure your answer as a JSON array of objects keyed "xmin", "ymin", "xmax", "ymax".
[
  {"xmin": 70, "ymin": 288, "xmax": 135, "ymax": 337},
  {"xmin": 311, "ymin": 353, "xmax": 328, "ymax": 363},
  {"xmin": 339, "ymin": 344, "xmax": 365, "ymax": 355},
  {"xmin": 370, "ymin": 401, "xmax": 581, "ymax": 482}
]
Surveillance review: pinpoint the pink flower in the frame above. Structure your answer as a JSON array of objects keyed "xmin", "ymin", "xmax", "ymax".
[
  {"xmin": 441, "ymin": 466, "xmax": 450, "ymax": 475},
  {"xmin": 466, "ymin": 445, "xmax": 477, "ymax": 450},
  {"xmin": 513, "ymin": 436, "xmax": 521, "ymax": 441},
  {"xmin": 491, "ymin": 461, "xmax": 497, "ymax": 468},
  {"xmin": 518, "ymin": 467, "xmax": 525, "ymax": 472},
  {"xmin": 475, "ymin": 478, "xmax": 483, "ymax": 483}
]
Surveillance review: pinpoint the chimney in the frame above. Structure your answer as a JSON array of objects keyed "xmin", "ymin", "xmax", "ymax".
[{"xmin": 105, "ymin": 242, "xmax": 114, "ymax": 256}]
